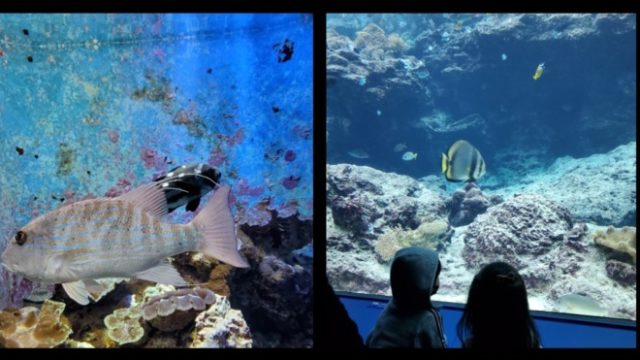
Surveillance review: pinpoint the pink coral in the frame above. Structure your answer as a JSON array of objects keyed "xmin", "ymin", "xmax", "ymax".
[
  {"xmin": 282, "ymin": 176, "xmax": 301, "ymax": 190},
  {"xmin": 216, "ymin": 129, "xmax": 245, "ymax": 147},
  {"xmin": 104, "ymin": 177, "xmax": 132, "ymax": 198},
  {"xmin": 208, "ymin": 147, "xmax": 227, "ymax": 167},
  {"xmin": 237, "ymin": 179, "xmax": 264, "ymax": 197},
  {"xmin": 140, "ymin": 148, "xmax": 157, "ymax": 169},
  {"xmin": 292, "ymin": 125, "xmax": 311, "ymax": 140},
  {"xmin": 0, "ymin": 267, "xmax": 34, "ymax": 310},
  {"xmin": 284, "ymin": 150, "xmax": 296, "ymax": 162},
  {"xmin": 278, "ymin": 200, "xmax": 299, "ymax": 218},
  {"xmin": 107, "ymin": 130, "xmax": 119, "ymax": 144}
]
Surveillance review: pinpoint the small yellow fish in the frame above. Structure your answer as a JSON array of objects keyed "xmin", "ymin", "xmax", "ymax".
[{"xmin": 533, "ymin": 63, "xmax": 545, "ymax": 80}]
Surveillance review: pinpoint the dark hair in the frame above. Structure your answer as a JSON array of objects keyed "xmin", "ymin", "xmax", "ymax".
[{"xmin": 457, "ymin": 261, "xmax": 541, "ymax": 348}]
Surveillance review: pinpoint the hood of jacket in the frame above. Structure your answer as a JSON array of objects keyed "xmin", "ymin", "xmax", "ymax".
[{"xmin": 390, "ymin": 246, "xmax": 441, "ymax": 311}]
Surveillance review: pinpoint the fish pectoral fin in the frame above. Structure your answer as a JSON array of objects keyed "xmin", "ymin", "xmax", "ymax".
[
  {"xmin": 134, "ymin": 262, "xmax": 187, "ymax": 286},
  {"xmin": 83, "ymin": 278, "xmax": 112, "ymax": 298},
  {"xmin": 185, "ymin": 198, "xmax": 201, "ymax": 212},
  {"xmin": 62, "ymin": 281, "xmax": 91, "ymax": 305}
]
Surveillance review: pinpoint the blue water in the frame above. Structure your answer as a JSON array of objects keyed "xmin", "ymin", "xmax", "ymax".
[
  {"xmin": 327, "ymin": 14, "xmax": 636, "ymax": 182},
  {"xmin": 0, "ymin": 14, "xmax": 313, "ymax": 242},
  {"xmin": 326, "ymin": 13, "xmax": 636, "ymax": 324}
]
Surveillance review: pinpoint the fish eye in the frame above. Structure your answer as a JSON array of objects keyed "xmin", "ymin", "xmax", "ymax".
[{"xmin": 15, "ymin": 231, "xmax": 27, "ymax": 246}]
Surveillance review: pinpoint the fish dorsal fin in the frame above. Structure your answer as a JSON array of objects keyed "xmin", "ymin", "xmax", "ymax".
[
  {"xmin": 62, "ymin": 281, "xmax": 91, "ymax": 305},
  {"xmin": 134, "ymin": 261, "xmax": 187, "ymax": 286},
  {"xmin": 118, "ymin": 182, "xmax": 168, "ymax": 218},
  {"xmin": 185, "ymin": 198, "xmax": 201, "ymax": 212}
]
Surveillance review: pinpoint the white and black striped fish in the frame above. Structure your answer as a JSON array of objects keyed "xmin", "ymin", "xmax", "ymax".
[
  {"xmin": 1, "ymin": 183, "xmax": 248, "ymax": 305},
  {"xmin": 154, "ymin": 164, "xmax": 221, "ymax": 213},
  {"xmin": 441, "ymin": 140, "xmax": 486, "ymax": 182}
]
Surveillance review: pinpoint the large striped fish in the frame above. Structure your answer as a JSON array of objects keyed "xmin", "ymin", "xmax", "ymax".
[{"xmin": 1, "ymin": 183, "xmax": 248, "ymax": 305}]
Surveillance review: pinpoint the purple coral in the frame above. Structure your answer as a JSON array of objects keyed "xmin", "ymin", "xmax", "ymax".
[
  {"xmin": 606, "ymin": 260, "xmax": 636, "ymax": 287},
  {"xmin": 140, "ymin": 148, "xmax": 157, "ymax": 168},
  {"xmin": 237, "ymin": 179, "xmax": 264, "ymax": 197},
  {"xmin": 104, "ymin": 176, "xmax": 132, "ymax": 197},
  {"xmin": 284, "ymin": 150, "xmax": 296, "ymax": 162},
  {"xmin": 282, "ymin": 176, "xmax": 301, "ymax": 190},
  {"xmin": 140, "ymin": 148, "xmax": 167, "ymax": 171},
  {"xmin": 292, "ymin": 125, "xmax": 311, "ymax": 140},
  {"xmin": 278, "ymin": 200, "xmax": 299, "ymax": 218},
  {"xmin": 142, "ymin": 287, "xmax": 216, "ymax": 321},
  {"xmin": 0, "ymin": 267, "xmax": 34, "ymax": 310},
  {"xmin": 448, "ymin": 182, "xmax": 501, "ymax": 227},
  {"xmin": 208, "ymin": 147, "xmax": 227, "ymax": 167},
  {"xmin": 142, "ymin": 287, "xmax": 217, "ymax": 332},
  {"xmin": 216, "ymin": 129, "xmax": 244, "ymax": 147},
  {"xmin": 107, "ymin": 130, "xmax": 119, "ymax": 144}
]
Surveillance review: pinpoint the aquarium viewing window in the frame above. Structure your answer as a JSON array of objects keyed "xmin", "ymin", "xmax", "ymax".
[{"xmin": 326, "ymin": 13, "xmax": 636, "ymax": 324}]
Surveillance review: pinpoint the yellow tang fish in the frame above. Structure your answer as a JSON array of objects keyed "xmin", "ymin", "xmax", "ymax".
[
  {"xmin": 533, "ymin": 62, "xmax": 545, "ymax": 80},
  {"xmin": 1, "ymin": 183, "xmax": 248, "ymax": 305}
]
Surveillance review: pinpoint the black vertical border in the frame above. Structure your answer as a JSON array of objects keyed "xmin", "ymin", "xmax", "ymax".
[{"xmin": 312, "ymin": 10, "xmax": 328, "ymax": 349}]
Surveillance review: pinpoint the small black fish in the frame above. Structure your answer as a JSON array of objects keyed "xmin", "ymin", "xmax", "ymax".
[
  {"xmin": 60, "ymin": 198, "xmax": 65, "ymax": 203},
  {"xmin": 277, "ymin": 39, "xmax": 294, "ymax": 63},
  {"xmin": 27, "ymin": 55, "xmax": 33, "ymax": 62},
  {"xmin": 22, "ymin": 29, "xmax": 29, "ymax": 36},
  {"xmin": 34, "ymin": 154, "xmax": 39, "ymax": 159},
  {"xmin": 86, "ymin": 170, "xmax": 91, "ymax": 175},
  {"xmin": 16, "ymin": 147, "xmax": 24, "ymax": 155},
  {"xmin": 33, "ymin": 196, "xmax": 38, "ymax": 201},
  {"xmin": 51, "ymin": 195, "xmax": 58, "ymax": 200},
  {"xmin": 272, "ymin": 106, "xmax": 280, "ymax": 113},
  {"xmin": 207, "ymin": 68, "xmax": 212, "ymax": 74}
]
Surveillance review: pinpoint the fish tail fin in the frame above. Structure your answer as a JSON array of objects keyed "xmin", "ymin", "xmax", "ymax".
[
  {"xmin": 441, "ymin": 153, "xmax": 448, "ymax": 173},
  {"xmin": 191, "ymin": 185, "xmax": 249, "ymax": 268},
  {"xmin": 415, "ymin": 153, "xmax": 418, "ymax": 160}
]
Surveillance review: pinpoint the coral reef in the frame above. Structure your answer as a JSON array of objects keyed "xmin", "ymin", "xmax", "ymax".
[
  {"xmin": 492, "ymin": 142, "xmax": 636, "ymax": 227},
  {"xmin": 462, "ymin": 194, "xmax": 575, "ymax": 276},
  {"xmin": 104, "ymin": 307, "xmax": 145, "ymax": 346},
  {"xmin": 141, "ymin": 287, "xmax": 216, "ymax": 332},
  {"xmin": 0, "ymin": 300, "xmax": 72, "ymax": 348},
  {"xmin": 593, "ymin": 226, "xmax": 636, "ymax": 263},
  {"xmin": 606, "ymin": 260, "xmax": 636, "ymax": 287},
  {"xmin": 0, "ymin": 13, "xmax": 313, "ymax": 348},
  {"xmin": 224, "ymin": 212, "xmax": 312, "ymax": 348},
  {"xmin": 328, "ymin": 164, "xmax": 448, "ymax": 242},
  {"xmin": 327, "ymin": 164, "xmax": 448, "ymax": 295},
  {"xmin": 327, "ymin": 24, "xmax": 433, "ymax": 135},
  {"xmin": 374, "ymin": 219, "xmax": 453, "ymax": 262},
  {"xmin": 447, "ymin": 182, "xmax": 503, "ymax": 227},
  {"xmin": 326, "ymin": 14, "xmax": 634, "ymax": 321},
  {"xmin": 190, "ymin": 294, "xmax": 252, "ymax": 348},
  {"xmin": 64, "ymin": 340, "xmax": 95, "ymax": 348}
]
